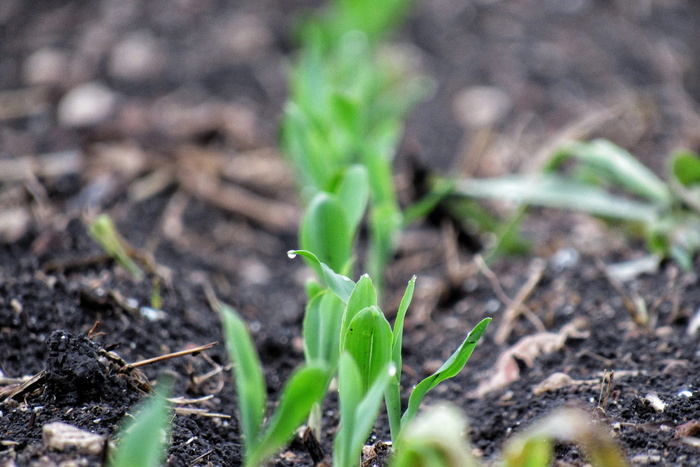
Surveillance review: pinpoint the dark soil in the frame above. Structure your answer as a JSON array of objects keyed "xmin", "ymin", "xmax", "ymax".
[{"xmin": 2, "ymin": 1, "xmax": 700, "ymax": 466}]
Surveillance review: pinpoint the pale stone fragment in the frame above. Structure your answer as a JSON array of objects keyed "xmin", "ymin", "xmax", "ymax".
[{"xmin": 42, "ymin": 422, "xmax": 105, "ymax": 456}]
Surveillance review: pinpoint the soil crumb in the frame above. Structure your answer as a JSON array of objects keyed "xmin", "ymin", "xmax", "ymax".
[{"xmin": 44, "ymin": 330, "xmax": 137, "ymax": 406}]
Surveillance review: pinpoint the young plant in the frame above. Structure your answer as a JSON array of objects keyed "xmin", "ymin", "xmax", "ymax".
[
  {"xmin": 88, "ymin": 213, "xmax": 144, "ymax": 280},
  {"xmin": 500, "ymin": 407, "xmax": 629, "ymax": 467},
  {"xmin": 390, "ymin": 404, "xmax": 477, "ymax": 467},
  {"xmin": 109, "ymin": 375, "xmax": 174, "ymax": 467},
  {"xmin": 391, "ymin": 405, "xmax": 629, "ymax": 467},
  {"xmin": 299, "ymin": 165, "xmax": 369, "ymax": 276},
  {"xmin": 219, "ymin": 304, "xmax": 328, "ymax": 467},
  {"xmin": 282, "ymin": 0, "xmax": 428, "ymax": 291},
  {"xmin": 289, "ymin": 249, "xmax": 491, "ymax": 441},
  {"xmin": 88, "ymin": 213, "xmax": 164, "ymax": 308},
  {"xmin": 335, "ymin": 353, "xmax": 396, "ymax": 467},
  {"xmin": 448, "ymin": 139, "xmax": 700, "ymax": 272}
]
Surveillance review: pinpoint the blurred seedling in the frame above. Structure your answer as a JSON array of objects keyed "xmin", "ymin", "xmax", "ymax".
[
  {"xmin": 282, "ymin": 0, "xmax": 430, "ymax": 294},
  {"xmin": 445, "ymin": 139, "xmax": 700, "ymax": 272},
  {"xmin": 88, "ymin": 214, "xmax": 144, "ymax": 279},
  {"xmin": 108, "ymin": 374, "xmax": 174, "ymax": 467},
  {"xmin": 88, "ymin": 213, "xmax": 163, "ymax": 309},
  {"xmin": 390, "ymin": 404, "xmax": 629, "ymax": 467}
]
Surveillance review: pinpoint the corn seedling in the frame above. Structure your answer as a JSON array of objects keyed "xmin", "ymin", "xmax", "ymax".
[
  {"xmin": 300, "ymin": 165, "xmax": 370, "ymax": 276},
  {"xmin": 88, "ymin": 214, "xmax": 144, "ymax": 280},
  {"xmin": 108, "ymin": 374, "xmax": 174, "ymax": 467},
  {"xmin": 500, "ymin": 407, "xmax": 629, "ymax": 467},
  {"xmin": 88, "ymin": 213, "xmax": 165, "ymax": 309},
  {"xmin": 390, "ymin": 404, "xmax": 477, "ymax": 467},
  {"xmin": 449, "ymin": 139, "xmax": 700, "ymax": 271},
  {"xmin": 219, "ymin": 304, "xmax": 328, "ymax": 467},
  {"xmin": 290, "ymin": 249, "xmax": 491, "ymax": 442},
  {"xmin": 282, "ymin": 0, "xmax": 428, "ymax": 292},
  {"xmin": 335, "ymin": 353, "xmax": 396, "ymax": 467},
  {"xmin": 390, "ymin": 405, "xmax": 628, "ymax": 467}
]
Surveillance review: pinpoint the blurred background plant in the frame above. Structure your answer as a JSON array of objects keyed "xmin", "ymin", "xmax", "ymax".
[
  {"xmin": 281, "ymin": 0, "xmax": 430, "ymax": 294},
  {"xmin": 437, "ymin": 139, "xmax": 700, "ymax": 275}
]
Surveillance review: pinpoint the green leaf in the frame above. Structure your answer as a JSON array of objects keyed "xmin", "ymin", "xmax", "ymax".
[
  {"xmin": 351, "ymin": 362, "xmax": 396, "ymax": 457},
  {"xmin": 502, "ymin": 408, "xmax": 629, "ymax": 467},
  {"xmin": 402, "ymin": 318, "xmax": 491, "ymax": 426},
  {"xmin": 335, "ymin": 353, "xmax": 364, "ymax": 467},
  {"xmin": 367, "ymin": 201, "xmax": 402, "ymax": 292},
  {"xmin": 335, "ymin": 353, "xmax": 395, "ymax": 467},
  {"xmin": 672, "ymin": 150, "xmax": 700, "ymax": 187},
  {"xmin": 385, "ymin": 276, "xmax": 416, "ymax": 440},
  {"xmin": 453, "ymin": 175, "xmax": 658, "ymax": 223},
  {"xmin": 303, "ymin": 290, "xmax": 344, "ymax": 372},
  {"xmin": 300, "ymin": 192, "xmax": 352, "ymax": 273},
  {"xmin": 391, "ymin": 276, "xmax": 416, "ymax": 376},
  {"xmin": 250, "ymin": 365, "xmax": 328, "ymax": 467},
  {"xmin": 343, "ymin": 306, "xmax": 392, "ymax": 392},
  {"xmin": 504, "ymin": 436, "xmax": 553, "ymax": 467},
  {"xmin": 341, "ymin": 274, "xmax": 377, "ymax": 348},
  {"xmin": 331, "ymin": 92, "xmax": 362, "ymax": 144},
  {"xmin": 288, "ymin": 250, "xmax": 356, "ymax": 302},
  {"xmin": 402, "ymin": 178, "xmax": 455, "ymax": 225},
  {"xmin": 280, "ymin": 103, "xmax": 330, "ymax": 191},
  {"xmin": 335, "ymin": 0, "xmax": 414, "ymax": 43},
  {"xmin": 109, "ymin": 375, "xmax": 174, "ymax": 467},
  {"xmin": 219, "ymin": 304, "xmax": 266, "ymax": 453},
  {"xmin": 88, "ymin": 214, "xmax": 144, "ymax": 280},
  {"xmin": 391, "ymin": 404, "xmax": 477, "ymax": 467},
  {"xmin": 335, "ymin": 164, "xmax": 370, "ymax": 235},
  {"xmin": 548, "ymin": 139, "xmax": 672, "ymax": 205}
]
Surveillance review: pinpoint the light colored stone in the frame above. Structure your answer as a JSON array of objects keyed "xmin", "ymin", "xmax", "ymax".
[
  {"xmin": 57, "ymin": 82, "xmax": 117, "ymax": 128},
  {"xmin": 23, "ymin": 48, "xmax": 69, "ymax": 86},
  {"xmin": 453, "ymin": 86, "xmax": 512, "ymax": 128},
  {"xmin": 42, "ymin": 422, "xmax": 105, "ymax": 456},
  {"xmin": 109, "ymin": 30, "xmax": 167, "ymax": 80},
  {"xmin": 219, "ymin": 15, "xmax": 272, "ymax": 60}
]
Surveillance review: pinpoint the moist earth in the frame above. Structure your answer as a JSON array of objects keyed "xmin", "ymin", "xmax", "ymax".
[{"xmin": 2, "ymin": 1, "xmax": 700, "ymax": 466}]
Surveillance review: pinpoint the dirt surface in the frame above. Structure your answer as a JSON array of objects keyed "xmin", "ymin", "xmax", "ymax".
[{"xmin": 2, "ymin": 1, "xmax": 700, "ymax": 466}]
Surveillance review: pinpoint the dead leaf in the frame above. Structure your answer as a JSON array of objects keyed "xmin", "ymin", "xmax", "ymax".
[{"xmin": 472, "ymin": 322, "xmax": 588, "ymax": 397}]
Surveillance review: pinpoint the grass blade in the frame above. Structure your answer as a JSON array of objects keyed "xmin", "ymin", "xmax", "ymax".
[
  {"xmin": 288, "ymin": 249, "xmax": 356, "ymax": 302},
  {"xmin": 109, "ymin": 375, "xmax": 174, "ymax": 467},
  {"xmin": 548, "ymin": 139, "xmax": 671, "ymax": 205},
  {"xmin": 219, "ymin": 304, "xmax": 266, "ymax": 454},
  {"xmin": 351, "ymin": 362, "xmax": 396, "ymax": 453},
  {"xmin": 336, "ymin": 353, "xmax": 364, "ymax": 467},
  {"xmin": 335, "ymin": 353, "xmax": 396, "ymax": 467},
  {"xmin": 303, "ymin": 290, "xmax": 344, "ymax": 372},
  {"xmin": 402, "ymin": 318, "xmax": 491, "ymax": 426},
  {"xmin": 453, "ymin": 175, "xmax": 658, "ymax": 222},
  {"xmin": 250, "ymin": 365, "xmax": 328, "ymax": 466},
  {"xmin": 391, "ymin": 276, "xmax": 416, "ymax": 379},
  {"xmin": 386, "ymin": 276, "xmax": 416, "ymax": 439},
  {"xmin": 88, "ymin": 214, "xmax": 144, "ymax": 280}
]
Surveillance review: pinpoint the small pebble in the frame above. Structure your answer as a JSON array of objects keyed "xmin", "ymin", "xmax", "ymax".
[
  {"xmin": 453, "ymin": 86, "xmax": 512, "ymax": 128},
  {"xmin": 109, "ymin": 30, "xmax": 167, "ymax": 80},
  {"xmin": 43, "ymin": 421, "xmax": 105, "ymax": 455},
  {"xmin": 57, "ymin": 82, "xmax": 117, "ymax": 128},
  {"xmin": 23, "ymin": 48, "xmax": 69, "ymax": 86}
]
